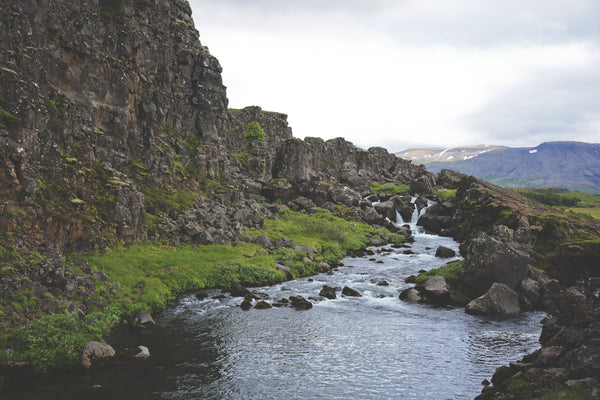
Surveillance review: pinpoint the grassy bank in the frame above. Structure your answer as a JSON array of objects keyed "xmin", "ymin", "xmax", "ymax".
[{"xmin": 0, "ymin": 209, "xmax": 402, "ymax": 374}]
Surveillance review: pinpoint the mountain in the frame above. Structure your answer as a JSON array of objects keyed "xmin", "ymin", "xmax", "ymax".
[{"xmin": 397, "ymin": 141, "xmax": 600, "ymax": 193}]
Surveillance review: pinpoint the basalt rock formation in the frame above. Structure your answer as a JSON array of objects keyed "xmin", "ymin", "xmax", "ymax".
[
  {"xmin": 0, "ymin": 0, "xmax": 431, "ymax": 332},
  {"xmin": 415, "ymin": 170, "xmax": 600, "ymax": 398}
]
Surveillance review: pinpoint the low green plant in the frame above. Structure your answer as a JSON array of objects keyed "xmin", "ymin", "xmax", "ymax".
[
  {"xmin": 0, "ymin": 107, "xmax": 21, "ymax": 128},
  {"xmin": 539, "ymin": 387, "xmax": 582, "ymax": 400},
  {"xmin": 370, "ymin": 182, "xmax": 410, "ymax": 195},
  {"xmin": 415, "ymin": 259, "xmax": 464, "ymax": 284},
  {"xmin": 436, "ymin": 188, "xmax": 456, "ymax": 198},
  {"xmin": 242, "ymin": 121, "xmax": 266, "ymax": 142}
]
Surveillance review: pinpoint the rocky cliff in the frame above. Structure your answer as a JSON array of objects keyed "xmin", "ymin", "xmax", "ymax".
[
  {"xmin": 0, "ymin": 0, "xmax": 431, "ymax": 329},
  {"xmin": 417, "ymin": 170, "xmax": 600, "ymax": 399}
]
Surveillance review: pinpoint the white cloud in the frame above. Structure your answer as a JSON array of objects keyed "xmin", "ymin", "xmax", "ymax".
[{"xmin": 189, "ymin": 0, "xmax": 600, "ymax": 150}]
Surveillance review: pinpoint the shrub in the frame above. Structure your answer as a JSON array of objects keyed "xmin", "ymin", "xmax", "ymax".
[{"xmin": 243, "ymin": 121, "xmax": 266, "ymax": 142}]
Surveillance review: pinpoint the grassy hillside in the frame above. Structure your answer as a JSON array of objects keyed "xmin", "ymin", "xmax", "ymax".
[{"xmin": 517, "ymin": 188, "xmax": 600, "ymax": 221}]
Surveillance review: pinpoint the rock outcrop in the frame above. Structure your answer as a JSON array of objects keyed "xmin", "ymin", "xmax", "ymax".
[{"xmin": 465, "ymin": 283, "xmax": 520, "ymax": 315}]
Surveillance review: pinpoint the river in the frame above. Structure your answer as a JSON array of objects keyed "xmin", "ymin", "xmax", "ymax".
[{"xmin": 7, "ymin": 219, "xmax": 544, "ymax": 400}]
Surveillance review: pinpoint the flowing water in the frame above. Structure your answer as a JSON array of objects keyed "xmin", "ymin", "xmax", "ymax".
[{"xmin": 5, "ymin": 210, "xmax": 544, "ymax": 400}]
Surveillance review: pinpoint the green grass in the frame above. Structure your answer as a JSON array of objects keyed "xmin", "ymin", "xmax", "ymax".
[
  {"xmin": 1, "ymin": 208, "xmax": 401, "ymax": 374},
  {"xmin": 518, "ymin": 189, "xmax": 600, "ymax": 222},
  {"xmin": 370, "ymin": 182, "xmax": 410, "ymax": 195},
  {"xmin": 436, "ymin": 188, "xmax": 456, "ymax": 198},
  {"xmin": 414, "ymin": 259, "xmax": 464, "ymax": 284},
  {"xmin": 258, "ymin": 208, "xmax": 401, "ymax": 263}
]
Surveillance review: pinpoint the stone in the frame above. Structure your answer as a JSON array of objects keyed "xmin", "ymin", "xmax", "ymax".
[
  {"xmin": 289, "ymin": 295, "xmax": 313, "ymax": 309},
  {"xmin": 319, "ymin": 285, "xmax": 337, "ymax": 299},
  {"xmin": 133, "ymin": 345, "xmax": 150, "ymax": 360},
  {"xmin": 254, "ymin": 300, "xmax": 272, "ymax": 309},
  {"xmin": 316, "ymin": 262, "xmax": 331, "ymax": 273},
  {"xmin": 230, "ymin": 283, "xmax": 251, "ymax": 297},
  {"xmin": 399, "ymin": 288, "xmax": 421, "ymax": 303},
  {"xmin": 253, "ymin": 233, "xmax": 272, "ymax": 249},
  {"xmin": 81, "ymin": 341, "xmax": 116, "ymax": 369},
  {"xmin": 422, "ymin": 276, "xmax": 449, "ymax": 300},
  {"xmin": 462, "ymin": 231, "xmax": 530, "ymax": 295},
  {"xmin": 518, "ymin": 278, "xmax": 541, "ymax": 310},
  {"xmin": 465, "ymin": 283, "xmax": 520, "ymax": 315},
  {"xmin": 240, "ymin": 298, "xmax": 253, "ymax": 310},
  {"xmin": 342, "ymin": 286, "xmax": 361, "ymax": 297},
  {"xmin": 435, "ymin": 246, "xmax": 456, "ymax": 258},
  {"xmin": 276, "ymin": 264, "xmax": 294, "ymax": 280},
  {"xmin": 131, "ymin": 311, "xmax": 155, "ymax": 328}
]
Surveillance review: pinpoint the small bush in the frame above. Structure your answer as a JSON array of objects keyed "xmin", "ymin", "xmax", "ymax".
[{"xmin": 243, "ymin": 121, "xmax": 266, "ymax": 142}]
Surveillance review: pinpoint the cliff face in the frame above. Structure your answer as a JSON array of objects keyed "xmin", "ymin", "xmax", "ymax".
[
  {"xmin": 0, "ymin": 0, "xmax": 236, "ymax": 250},
  {"xmin": 0, "ymin": 0, "xmax": 431, "ymax": 263}
]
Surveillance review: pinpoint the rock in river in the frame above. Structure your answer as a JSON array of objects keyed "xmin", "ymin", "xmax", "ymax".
[
  {"xmin": 81, "ymin": 341, "xmax": 116, "ymax": 369},
  {"xmin": 342, "ymin": 286, "xmax": 362, "ymax": 297},
  {"xmin": 289, "ymin": 295, "xmax": 313, "ymax": 309},
  {"xmin": 465, "ymin": 282, "xmax": 520, "ymax": 315}
]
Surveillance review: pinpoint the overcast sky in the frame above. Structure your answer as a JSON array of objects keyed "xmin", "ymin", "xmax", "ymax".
[{"xmin": 188, "ymin": 0, "xmax": 600, "ymax": 151}]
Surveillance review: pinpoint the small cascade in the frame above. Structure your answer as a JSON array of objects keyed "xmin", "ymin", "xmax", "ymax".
[{"xmin": 396, "ymin": 197, "xmax": 434, "ymax": 233}]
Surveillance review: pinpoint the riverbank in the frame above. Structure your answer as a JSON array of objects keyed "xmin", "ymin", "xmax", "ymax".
[{"xmin": 0, "ymin": 208, "xmax": 404, "ymax": 377}]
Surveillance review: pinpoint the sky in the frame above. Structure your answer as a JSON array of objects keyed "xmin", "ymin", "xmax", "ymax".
[{"xmin": 188, "ymin": 0, "xmax": 600, "ymax": 152}]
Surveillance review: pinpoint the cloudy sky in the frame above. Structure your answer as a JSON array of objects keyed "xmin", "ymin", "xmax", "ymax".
[{"xmin": 188, "ymin": 0, "xmax": 600, "ymax": 152}]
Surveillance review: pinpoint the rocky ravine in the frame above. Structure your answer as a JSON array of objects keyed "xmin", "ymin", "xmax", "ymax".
[
  {"xmin": 0, "ymin": 0, "xmax": 431, "ymax": 341},
  {"xmin": 0, "ymin": 0, "xmax": 599, "ymax": 398}
]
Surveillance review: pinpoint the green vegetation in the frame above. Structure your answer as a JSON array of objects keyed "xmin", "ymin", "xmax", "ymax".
[
  {"xmin": 242, "ymin": 121, "xmax": 266, "ymax": 142},
  {"xmin": 3, "ymin": 309, "xmax": 121, "ymax": 374},
  {"xmin": 414, "ymin": 259, "xmax": 464, "ymax": 284},
  {"xmin": 0, "ymin": 107, "xmax": 21, "ymax": 128},
  {"xmin": 539, "ymin": 387, "xmax": 582, "ymax": 400},
  {"xmin": 435, "ymin": 188, "xmax": 456, "ymax": 198},
  {"xmin": 142, "ymin": 185, "xmax": 198, "ymax": 217},
  {"xmin": 518, "ymin": 189, "xmax": 600, "ymax": 221},
  {"xmin": 518, "ymin": 189, "xmax": 580, "ymax": 207},
  {"xmin": 369, "ymin": 182, "xmax": 410, "ymax": 195},
  {"xmin": 506, "ymin": 376, "xmax": 526, "ymax": 392},
  {"xmin": 38, "ymin": 93, "xmax": 61, "ymax": 117},
  {"xmin": 1, "ymin": 208, "xmax": 400, "ymax": 374}
]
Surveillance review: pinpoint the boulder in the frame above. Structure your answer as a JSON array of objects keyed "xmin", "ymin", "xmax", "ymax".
[
  {"xmin": 131, "ymin": 311, "xmax": 155, "ymax": 328},
  {"xmin": 81, "ymin": 341, "xmax": 116, "ymax": 369},
  {"xmin": 254, "ymin": 300, "xmax": 272, "ymax": 309},
  {"xmin": 342, "ymin": 286, "xmax": 362, "ymax": 297},
  {"xmin": 289, "ymin": 295, "xmax": 313, "ymax": 309},
  {"xmin": 399, "ymin": 288, "xmax": 421, "ymax": 303},
  {"xmin": 422, "ymin": 276, "xmax": 449, "ymax": 300},
  {"xmin": 435, "ymin": 246, "xmax": 456, "ymax": 258},
  {"xmin": 276, "ymin": 264, "xmax": 294, "ymax": 280},
  {"xmin": 461, "ymin": 231, "xmax": 530, "ymax": 295},
  {"xmin": 253, "ymin": 233, "xmax": 272, "ymax": 249},
  {"xmin": 319, "ymin": 285, "xmax": 337, "ymax": 299},
  {"xmin": 240, "ymin": 298, "xmax": 253, "ymax": 310},
  {"xmin": 316, "ymin": 262, "xmax": 331, "ymax": 273},
  {"xmin": 230, "ymin": 283, "xmax": 251, "ymax": 297},
  {"xmin": 518, "ymin": 278, "xmax": 541, "ymax": 310},
  {"xmin": 133, "ymin": 345, "xmax": 150, "ymax": 360},
  {"xmin": 465, "ymin": 283, "xmax": 520, "ymax": 315}
]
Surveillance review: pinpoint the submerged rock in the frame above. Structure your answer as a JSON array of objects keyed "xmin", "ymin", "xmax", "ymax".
[
  {"xmin": 131, "ymin": 311, "xmax": 155, "ymax": 328},
  {"xmin": 465, "ymin": 283, "xmax": 520, "ymax": 315},
  {"xmin": 133, "ymin": 346, "xmax": 150, "ymax": 360}
]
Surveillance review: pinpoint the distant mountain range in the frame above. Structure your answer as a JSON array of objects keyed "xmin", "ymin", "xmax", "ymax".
[{"xmin": 396, "ymin": 141, "xmax": 600, "ymax": 193}]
